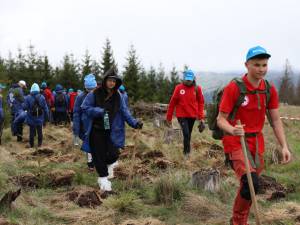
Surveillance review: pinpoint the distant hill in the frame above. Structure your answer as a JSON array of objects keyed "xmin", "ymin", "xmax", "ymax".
[{"xmin": 196, "ymin": 70, "xmax": 299, "ymax": 103}]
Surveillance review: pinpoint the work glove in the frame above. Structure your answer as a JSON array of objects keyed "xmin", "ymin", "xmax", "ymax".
[
  {"xmin": 136, "ymin": 121, "xmax": 143, "ymax": 129},
  {"xmin": 198, "ymin": 120, "xmax": 205, "ymax": 133}
]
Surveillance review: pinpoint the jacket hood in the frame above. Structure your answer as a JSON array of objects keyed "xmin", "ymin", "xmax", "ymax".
[
  {"xmin": 55, "ymin": 84, "xmax": 63, "ymax": 92},
  {"xmin": 102, "ymin": 67, "xmax": 122, "ymax": 91}
]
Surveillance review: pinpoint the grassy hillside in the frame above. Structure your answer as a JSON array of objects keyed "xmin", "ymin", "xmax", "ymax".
[{"xmin": 0, "ymin": 105, "xmax": 299, "ymax": 225}]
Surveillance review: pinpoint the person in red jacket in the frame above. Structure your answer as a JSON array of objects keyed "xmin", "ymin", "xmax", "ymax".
[
  {"xmin": 41, "ymin": 82, "xmax": 54, "ymax": 123},
  {"xmin": 68, "ymin": 88, "xmax": 77, "ymax": 121},
  {"xmin": 217, "ymin": 46, "xmax": 291, "ymax": 225},
  {"xmin": 166, "ymin": 69, "xmax": 205, "ymax": 157}
]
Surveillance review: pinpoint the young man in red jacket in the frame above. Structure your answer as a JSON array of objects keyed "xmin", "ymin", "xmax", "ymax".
[
  {"xmin": 166, "ymin": 69, "xmax": 205, "ymax": 157},
  {"xmin": 217, "ymin": 46, "xmax": 291, "ymax": 225}
]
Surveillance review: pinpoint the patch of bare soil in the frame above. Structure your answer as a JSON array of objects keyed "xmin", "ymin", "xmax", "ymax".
[
  {"xmin": 66, "ymin": 188, "xmax": 102, "ymax": 208},
  {"xmin": 11, "ymin": 173, "xmax": 39, "ymax": 188},
  {"xmin": 258, "ymin": 175, "xmax": 292, "ymax": 201},
  {"xmin": 0, "ymin": 217, "xmax": 18, "ymax": 225},
  {"xmin": 31, "ymin": 147, "xmax": 55, "ymax": 157},
  {"xmin": 49, "ymin": 153, "xmax": 79, "ymax": 163},
  {"xmin": 0, "ymin": 189, "xmax": 21, "ymax": 209},
  {"xmin": 47, "ymin": 169, "xmax": 76, "ymax": 187}
]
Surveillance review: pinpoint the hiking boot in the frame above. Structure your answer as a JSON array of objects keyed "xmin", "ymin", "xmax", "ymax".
[
  {"xmin": 97, "ymin": 177, "xmax": 112, "ymax": 192},
  {"xmin": 25, "ymin": 144, "xmax": 34, "ymax": 149},
  {"xmin": 87, "ymin": 162, "xmax": 94, "ymax": 172},
  {"xmin": 17, "ymin": 135, "xmax": 23, "ymax": 142},
  {"xmin": 108, "ymin": 161, "xmax": 118, "ymax": 179},
  {"xmin": 184, "ymin": 153, "xmax": 190, "ymax": 160}
]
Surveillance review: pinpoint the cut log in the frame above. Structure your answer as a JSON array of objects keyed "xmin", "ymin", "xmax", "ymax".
[
  {"xmin": 192, "ymin": 169, "xmax": 220, "ymax": 192},
  {"xmin": 132, "ymin": 102, "xmax": 168, "ymax": 118},
  {"xmin": 0, "ymin": 189, "xmax": 21, "ymax": 209}
]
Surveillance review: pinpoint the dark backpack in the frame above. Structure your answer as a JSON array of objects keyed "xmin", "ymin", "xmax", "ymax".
[
  {"xmin": 30, "ymin": 96, "xmax": 44, "ymax": 117},
  {"xmin": 55, "ymin": 93, "xmax": 66, "ymax": 107},
  {"xmin": 207, "ymin": 77, "xmax": 273, "ymax": 140}
]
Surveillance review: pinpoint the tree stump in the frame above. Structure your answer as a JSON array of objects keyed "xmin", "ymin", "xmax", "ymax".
[
  {"xmin": 192, "ymin": 169, "xmax": 220, "ymax": 192},
  {"xmin": 153, "ymin": 114, "xmax": 167, "ymax": 128},
  {"xmin": 163, "ymin": 128, "xmax": 182, "ymax": 144}
]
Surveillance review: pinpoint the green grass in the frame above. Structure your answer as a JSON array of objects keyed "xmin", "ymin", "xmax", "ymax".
[{"xmin": 104, "ymin": 191, "xmax": 142, "ymax": 215}]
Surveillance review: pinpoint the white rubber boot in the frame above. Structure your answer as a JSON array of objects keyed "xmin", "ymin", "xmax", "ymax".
[
  {"xmin": 108, "ymin": 161, "xmax": 118, "ymax": 179},
  {"xmin": 97, "ymin": 177, "xmax": 112, "ymax": 191}
]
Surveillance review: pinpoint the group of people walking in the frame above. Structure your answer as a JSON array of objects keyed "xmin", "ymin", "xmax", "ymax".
[
  {"xmin": 5, "ymin": 80, "xmax": 79, "ymax": 147},
  {"xmin": 0, "ymin": 45, "xmax": 292, "ymax": 225}
]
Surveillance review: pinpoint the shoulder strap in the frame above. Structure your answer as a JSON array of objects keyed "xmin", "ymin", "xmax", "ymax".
[
  {"xmin": 228, "ymin": 78, "xmax": 247, "ymax": 121},
  {"xmin": 264, "ymin": 79, "xmax": 271, "ymax": 105},
  {"xmin": 264, "ymin": 79, "xmax": 273, "ymax": 127}
]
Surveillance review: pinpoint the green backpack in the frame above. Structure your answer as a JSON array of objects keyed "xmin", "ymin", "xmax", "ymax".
[{"xmin": 207, "ymin": 77, "xmax": 273, "ymax": 140}]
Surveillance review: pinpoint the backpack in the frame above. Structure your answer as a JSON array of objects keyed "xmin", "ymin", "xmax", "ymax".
[
  {"xmin": 55, "ymin": 93, "xmax": 66, "ymax": 107},
  {"xmin": 30, "ymin": 96, "xmax": 44, "ymax": 117},
  {"xmin": 207, "ymin": 77, "xmax": 272, "ymax": 140}
]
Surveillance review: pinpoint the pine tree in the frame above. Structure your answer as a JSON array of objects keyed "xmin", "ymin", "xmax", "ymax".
[
  {"xmin": 156, "ymin": 64, "xmax": 170, "ymax": 103},
  {"xmin": 123, "ymin": 45, "xmax": 141, "ymax": 102},
  {"xmin": 81, "ymin": 50, "xmax": 93, "ymax": 83},
  {"xmin": 100, "ymin": 38, "xmax": 117, "ymax": 77},
  {"xmin": 35, "ymin": 55, "xmax": 53, "ymax": 87},
  {"xmin": 147, "ymin": 66, "xmax": 157, "ymax": 102},
  {"xmin": 169, "ymin": 66, "xmax": 180, "ymax": 94},
  {"xmin": 6, "ymin": 52, "xmax": 16, "ymax": 83},
  {"xmin": 56, "ymin": 54, "xmax": 81, "ymax": 90},
  {"xmin": 294, "ymin": 75, "xmax": 300, "ymax": 105},
  {"xmin": 91, "ymin": 60, "xmax": 101, "ymax": 81},
  {"xmin": 279, "ymin": 59, "xmax": 294, "ymax": 104},
  {"xmin": 0, "ymin": 56, "xmax": 7, "ymax": 83},
  {"xmin": 138, "ymin": 68, "xmax": 149, "ymax": 101}
]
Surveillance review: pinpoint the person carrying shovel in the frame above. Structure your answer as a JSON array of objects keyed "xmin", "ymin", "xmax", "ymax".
[{"xmin": 217, "ymin": 46, "xmax": 291, "ymax": 225}]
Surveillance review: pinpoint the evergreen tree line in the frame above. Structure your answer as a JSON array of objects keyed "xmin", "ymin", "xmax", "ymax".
[
  {"xmin": 0, "ymin": 39, "xmax": 180, "ymax": 104},
  {"xmin": 1, "ymin": 40, "xmax": 299, "ymax": 105}
]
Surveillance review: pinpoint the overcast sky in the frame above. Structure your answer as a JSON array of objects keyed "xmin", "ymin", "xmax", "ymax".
[{"xmin": 0, "ymin": 0, "xmax": 299, "ymax": 72}]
